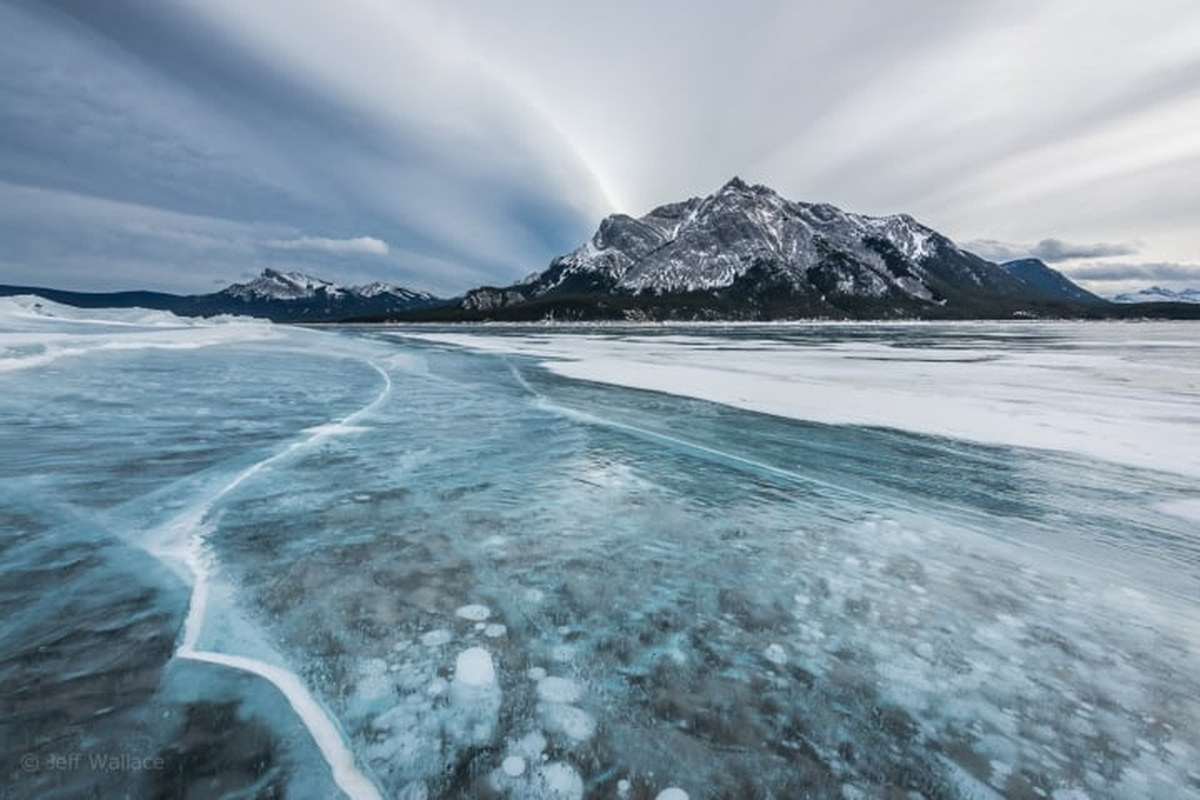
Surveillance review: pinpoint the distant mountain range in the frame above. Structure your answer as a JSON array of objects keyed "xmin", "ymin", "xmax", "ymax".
[
  {"xmin": 1111, "ymin": 286, "xmax": 1200, "ymax": 304},
  {"xmin": 4, "ymin": 180, "xmax": 1199, "ymax": 321},
  {"xmin": 0, "ymin": 269, "xmax": 446, "ymax": 322}
]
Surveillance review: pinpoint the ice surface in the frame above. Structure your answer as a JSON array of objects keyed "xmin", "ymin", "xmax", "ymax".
[
  {"xmin": 406, "ymin": 322, "xmax": 1200, "ymax": 478},
  {"xmin": 536, "ymin": 676, "xmax": 583, "ymax": 703},
  {"xmin": 0, "ymin": 294, "xmax": 279, "ymax": 373},
  {"xmin": 5, "ymin": 317, "xmax": 1200, "ymax": 799}
]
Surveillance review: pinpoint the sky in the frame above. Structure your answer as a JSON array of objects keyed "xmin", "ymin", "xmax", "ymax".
[{"xmin": 1, "ymin": 0, "xmax": 1198, "ymax": 298}]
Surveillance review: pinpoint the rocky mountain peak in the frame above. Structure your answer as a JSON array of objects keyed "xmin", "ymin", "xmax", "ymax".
[{"xmin": 458, "ymin": 179, "xmax": 1103, "ymax": 321}]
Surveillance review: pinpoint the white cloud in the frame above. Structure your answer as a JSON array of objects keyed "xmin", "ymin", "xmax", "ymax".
[{"xmin": 264, "ymin": 235, "xmax": 389, "ymax": 256}]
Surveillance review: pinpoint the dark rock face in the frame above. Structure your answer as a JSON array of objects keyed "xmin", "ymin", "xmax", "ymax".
[
  {"xmin": 1000, "ymin": 259, "xmax": 1106, "ymax": 305},
  {"xmin": 455, "ymin": 178, "xmax": 1104, "ymax": 321}
]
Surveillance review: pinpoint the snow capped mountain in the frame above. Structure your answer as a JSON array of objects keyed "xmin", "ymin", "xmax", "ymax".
[
  {"xmin": 459, "ymin": 178, "xmax": 1099, "ymax": 320},
  {"xmin": 221, "ymin": 269, "xmax": 346, "ymax": 301},
  {"xmin": 528, "ymin": 177, "xmax": 952, "ymax": 297},
  {"xmin": 356, "ymin": 281, "xmax": 428, "ymax": 300},
  {"xmin": 220, "ymin": 269, "xmax": 434, "ymax": 304},
  {"xmin": 209, "ymin": 270, "xmax": 442, "ymax": 320},
  {"xmin": 1111, "ymin": 286, "xmax": 1200, "ymax": 304}
]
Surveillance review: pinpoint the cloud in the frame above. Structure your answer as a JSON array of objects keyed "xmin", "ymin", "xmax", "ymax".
[
  {"xmin": 4, "ymin": 0, "xmax": 1200, "ymax": 294},
  {"xmin": 265, "ymin": 235, "xmax": 389, "ymax": 256},
  {"xmin": 962, "ymin": 238, "xmax": 1139, "ymax": 263},
  {"xmin": 1061, "ymin": 261, "xmax": 1200, "ymax": 282},
  {"xmin": 961, "ymin": 240, "xmax": 1035, "ymax": 263},
  {"xmin": 1029, "ymin": 239, "xmax": 1140, "ymax": 261}
]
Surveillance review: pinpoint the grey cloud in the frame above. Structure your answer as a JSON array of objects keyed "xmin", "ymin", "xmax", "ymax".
[
  {"xmin": 0, "ymin": 0, "xmax": 603, "ymax": 293},
  {"xmin": 962, "ymin": 238, "xmax": 1139, "ymax": 263},
  {"xmin": 961, "ymin": 240, "xmax": 1033, "ymax": 263},
  {"xmin": 1029, "ymin": 239, "xmax": 1140, "ymax": 261},
  {"xmin": 2, "ymin": 0, "xmax": 1199, "ymax": 295},
  {"xmin": 1062, "ymin": 262, "xmax": 1200, "ymax": 282}
]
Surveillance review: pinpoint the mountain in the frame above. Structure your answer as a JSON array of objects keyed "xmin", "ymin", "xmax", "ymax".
[
  {"xmin": 0, "ymin": 269, "xmax": 447, "ymax": 322},
  {"xmin": 207, "ymin": 269, "xmax": 445, "ymax": 320},
  {"xmin": 999, "ymin": 259, "xmax": 1106, "ymax": 304},
  {"xmin": 445, "ymin": 178, "xmax": 1105, "ymax": 321},
  {"xmin": 1111, "ymin": 286, "xmax": 1200, "ymax": 304}
]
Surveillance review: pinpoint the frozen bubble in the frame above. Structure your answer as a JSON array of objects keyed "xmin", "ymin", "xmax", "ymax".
[
  {"xmin": 512, "ymin": 730, "xmax": 548, "ymax": 758},
  {"xmin": 355, "ymin": 672, "xmax": 392, "ymax": 703},
  {"xmin": 427, "ymin": 677, "xmax": 448, "ymax": 696},
  {"xmin": 529, "ymin": 667, "xmax": 547, "ymax": 681},
  {"xmin": 455, "ymin": 647, "xmax": 496, "ymax": 687},
  {"xmin": 353, "ymin": 493, "xmax": 372, "ymax": 503},
  {"xmin": 656, "ymin": 789, "xmax": 689, "ymax": 800},
  {"xmin": 530, "ymin": 762, "xmax": 584, "ymax": 800},
  {"xmin": 617, "ymin": 778, "xmax": 631, "ymax": 798},
  {"xmin": 360, "ymin": 658, "xmax": 388, "ymax": 677},
  {"xmin": 449, "ymin": 649, "xmax": 502, "ymax": 746},
  {"xmin": 420, "ymin": 629, "xmax": 453, "ymax": 647},
  {"xmin": 475, "ymin": 622, "xmax": 486, "ymax": 631},
  {"xmin": 552, "ymin": 644, "xmax": 576, "ymax": 662},
  {"xmin": 525, "ymin": 588, "xmax": 545, "ymax": 603},
  {"xmin": 502, "ymin": 755, "xmax": 527, "ymax": 777},
  {"xmin": 484, "ymin": 623, "xmax": 507, "ymax": 638},
  {"xmin": 541, "ymin": 703, "xmax": 596, "ymax": 742},
  {"xmin": 456, "ymin": 603, "xmax": 492, "ymax": 621},
  {"xmin": 763, "ymin": 643, "xmax": 787, "ymax": 665},
  {"xmin": 537, "ymin": 676, "xmax": 583, "ymax": 704}
]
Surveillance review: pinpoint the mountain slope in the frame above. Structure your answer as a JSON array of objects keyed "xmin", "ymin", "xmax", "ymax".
[
  {"xmin": 452, "ymin": 178, "xmax": 1102, "ymax": 321},
  {"xmin": 999, "ymin": 259, "xmax": 1107, "ymax": 305}
]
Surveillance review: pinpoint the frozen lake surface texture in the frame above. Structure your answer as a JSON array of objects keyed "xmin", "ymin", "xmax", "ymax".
[{"xmin": 2, "ymin": 297, "xmax": 1199, "ymax": 799}]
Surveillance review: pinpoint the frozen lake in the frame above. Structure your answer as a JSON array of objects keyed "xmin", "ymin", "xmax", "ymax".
[{"xmin": 2, "ymin": 298, "xmax": 1199, "ymax": 799}]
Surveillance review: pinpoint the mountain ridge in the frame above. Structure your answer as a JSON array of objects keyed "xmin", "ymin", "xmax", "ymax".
[
  {"xmin": 446, "ymin": 178, "xmax": 1109, "ymax": 321},
  {"xmin": 0, "ymin": 269, "xmax": 447, "ymax": 323}
]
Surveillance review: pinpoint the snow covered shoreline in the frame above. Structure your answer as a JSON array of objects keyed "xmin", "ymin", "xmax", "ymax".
[{"xmin": 400, "ymin": 321, "xmax": 1200, "ymax": 480}]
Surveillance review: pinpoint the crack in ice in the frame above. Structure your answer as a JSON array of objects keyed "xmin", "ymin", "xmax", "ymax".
[{"xmin": 155, "ymin": 359, "xmax": 393, "ymax": 800}]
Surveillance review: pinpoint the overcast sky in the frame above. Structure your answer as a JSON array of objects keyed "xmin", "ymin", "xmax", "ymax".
[{"xmin": 2, "ymin": 0, "xmax": 1198, "ymax": 296}]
